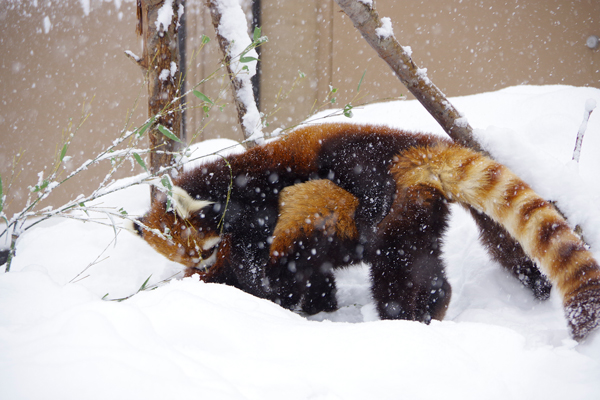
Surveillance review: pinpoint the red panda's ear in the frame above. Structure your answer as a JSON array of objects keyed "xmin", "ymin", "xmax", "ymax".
[{"xmin": 171, "ymin": 186, "xmax": 214, "ymax": 219}]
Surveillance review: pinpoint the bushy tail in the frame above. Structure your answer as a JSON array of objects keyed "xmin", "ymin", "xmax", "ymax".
[{"xmin": 392, "ymin": 142, "xmax": 600, "ymax": 341}]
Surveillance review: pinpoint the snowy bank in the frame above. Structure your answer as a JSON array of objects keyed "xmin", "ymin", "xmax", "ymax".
[{"xmin": 1, "ymin": 85, "xmax": 600, "ymax": 400}]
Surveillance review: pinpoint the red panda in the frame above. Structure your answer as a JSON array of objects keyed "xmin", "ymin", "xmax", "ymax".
[{"xmin": 132, "ymin": 123, "xmax": 600, "ymax": 341}]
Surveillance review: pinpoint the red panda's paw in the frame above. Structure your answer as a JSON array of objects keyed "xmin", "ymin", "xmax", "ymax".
[{"xmin": 565, "ymin": 285, "xmax": 600, "ymax": 342}]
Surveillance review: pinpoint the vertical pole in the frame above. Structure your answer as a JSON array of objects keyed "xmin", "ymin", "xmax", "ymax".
[
  {"xmin": 137, "ymin": 0, "xmax": 184, "ymax": 199},
  {"xmin": 251, "ymin": 0, "xmax": 262, "ymax": 112}
]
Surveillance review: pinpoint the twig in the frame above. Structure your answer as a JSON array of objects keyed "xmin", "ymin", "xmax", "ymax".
[
  {"xmin": 572, "ymin": 98, "xmax": 597, "ymax": 163},
  {"xmin": 102, "ymin": 271, "xmax": 183, "ymax": 302}
]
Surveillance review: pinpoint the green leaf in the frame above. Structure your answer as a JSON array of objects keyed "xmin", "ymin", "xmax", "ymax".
[
  {"xmin": 330, "ymin": 97, "xmax": 336, "ymax": 104},
  {"xmin": 201, "ymin": 34, "xmax": 210, "ymax": 44},
  {"xmin": 240, "ymin": 56, "xmax": 258, "ymax": 63},
  {"xmin": 253, "ymin": 26, "xmax": 261, "ymax": 43},
  {"xmin": 343, "ymin": 104, "xmax": 354, "ymax": 118},
  {"xmin": 157, "ymin": 124, "xmax": 183, "ymax": 143},
  {"xmin": 132, "ymin": 152, "xmax": 147, "ymax": 172},
  {"xmin": 192, "ymin": 90, "xmax": 214, "ymax": 105},
  {"xmin": 161, "ymin": 175, "xmax": 173, "ymax": 211},
  {"xmin": 357, "ymin": 69, "xmax": 367, "ymax": 93},
  {"xmin": 160, "ymin": 175, "xmax": 173, "ymax": 191},
  {"xmin": 32, "ymin": 180, "xmax": 50, "ymax": 193},
  {"xmin": 137, "ymin": 116, "xmax": 155, "ymax": 137},
  {"xmin": 102, "ymin": 293, "xmax": 109, "ymax": 300},
  {"xmin": 139, "ymin": 275, "xmax": 152, "ymax": 291},
  {"xmin": 59, "ymin": 143, "xmax": 68, "ymax": 161}
]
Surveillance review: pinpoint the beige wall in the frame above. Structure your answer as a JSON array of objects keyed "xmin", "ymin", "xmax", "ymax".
[
  {"xmin": 1, "ymin": 0, "xmax": 598, "ymax": 217},
  {"xmin": 1, "ymin": 1, "xmax": 148, "ymax": 217},
  {"xmin": 260, "ymin": 0, "xmax": 599, "ymax": 130}
]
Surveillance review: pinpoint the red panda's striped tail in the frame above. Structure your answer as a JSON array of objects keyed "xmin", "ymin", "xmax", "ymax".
[{"xmin": 392, "ymin": 143, "xmax": 600, "ymax": 341}]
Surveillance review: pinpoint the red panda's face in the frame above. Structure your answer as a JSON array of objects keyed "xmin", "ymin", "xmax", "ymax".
[{"xmin": 133, "ymin": 187, "xmax": 222, "ymax": 274}]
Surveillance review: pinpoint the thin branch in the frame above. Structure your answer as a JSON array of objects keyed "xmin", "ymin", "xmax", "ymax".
[{"xmin": 572, "ymin": 99, "xmax": 597, "ymax": 163}]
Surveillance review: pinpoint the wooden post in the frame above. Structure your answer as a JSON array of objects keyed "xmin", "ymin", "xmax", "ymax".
[{"xmin": 132, "ymin": 0, "xmax": 184, "ymax": 199}]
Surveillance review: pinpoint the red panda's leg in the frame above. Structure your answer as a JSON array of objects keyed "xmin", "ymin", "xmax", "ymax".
[
  {"xmin": 269, "ymin": 180, "xmax": 361, "ymax": 314},
  {"xmin": 369, "ymin": 183, "xmax": 452, "ymax": 323},
  {"xmin": 468, "ymin": 208, "xmax": 552, "ymax": 300}
]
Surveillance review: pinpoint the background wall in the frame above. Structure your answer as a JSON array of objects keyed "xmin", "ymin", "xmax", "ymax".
[{"xmin": 1, "ymin": 0, "xmax": 598, "ymax": 217}]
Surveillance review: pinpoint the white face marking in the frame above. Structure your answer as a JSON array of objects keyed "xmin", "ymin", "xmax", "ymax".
[
  {"xmin": 122, "ymin": 220, "xmax": 137, "ymax": 234},
  {"xmin": 194, "ymin": 248, "xmax": 218, "ymax": 271},
  {"xmin": 202, "ymin": 236, "xmax": 221, "ymax": 251}
]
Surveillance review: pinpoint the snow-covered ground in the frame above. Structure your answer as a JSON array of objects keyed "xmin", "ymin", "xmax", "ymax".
[{"xmin": 2, "ymin": 85, "xmax": 600, "ymax": 399}]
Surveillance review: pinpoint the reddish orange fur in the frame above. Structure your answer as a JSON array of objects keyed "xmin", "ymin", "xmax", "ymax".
[{"xmin": 271, "ymin": 179, "xmax": 359, "ymax": 260}]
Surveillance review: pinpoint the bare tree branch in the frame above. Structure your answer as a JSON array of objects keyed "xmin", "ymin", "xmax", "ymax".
[
  {"xmin": 572, "ymin": 99, "xmax": 596, "ymax": 163},
  {"xmin": 333, "ymin": 0, "xmax": 484, "ymax": 153}
]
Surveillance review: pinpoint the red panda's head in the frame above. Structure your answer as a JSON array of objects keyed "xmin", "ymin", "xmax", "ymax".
[{"xmin": 130, "ymin": 187, "xmax": 223, "ymax": 275}]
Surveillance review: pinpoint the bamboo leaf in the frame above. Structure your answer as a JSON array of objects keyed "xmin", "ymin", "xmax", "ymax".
[
  {"xmin": 157, "ymin": 124, "xmax": 183, "ymax": 143},
  {"xmin": 240, "ymin": 56, "xmax": 258, "ymax": 63},
  {"xmin": 193, "ymin": 90, "xmax": 214, "ymax": 105},
  {"xmin": 357, "ymin": 69, "xmax": 367, "ymax": 92},
  {"xmin": 161, "ymin": 175, "xmax": 173, "ymax": 211},
  {"xmin": 201, "ymin": 34, "xmax": 210, "ymax": 44},
  {"xmin": 132, "ymin": 152, "xmax": 147, "ymax": 172},
  {"xmin": 59, "ymin": 143, "xmax": 68, "ymax": 161},
  {"xmin": 32, "ymin": 180, "xmax": 49, "ymax": 193},
  {"xmin": 139, "ymin": 275, "xmax": 152, "ymax": 291},
  {"xmin": 160, "ymin": 175, "xmax": 173, "ymax": 191},
  {"xmin": 343, "ymin": 104, "xmax": 354, "ymax": 118},
  {"xmin": 253, "ymin": 26, "xmax": 261, "ymax": 43},
  {"xmin": 137, "ymin": 116, "xmax": 155, "ymax": 137}
]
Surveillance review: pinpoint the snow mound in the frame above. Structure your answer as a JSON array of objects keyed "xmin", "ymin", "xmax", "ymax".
[{"xmin": 2, "ymin": 85, "xmax": 600, "ymax": 399}]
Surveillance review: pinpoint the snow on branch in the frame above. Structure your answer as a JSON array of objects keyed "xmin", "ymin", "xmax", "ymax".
[
  {"xmin": 333, "ymin": 0, "xmax": 484, "ymax": 153},
  {"xmin": 207, "ymin": 0, "xmax": 265, "ymax": 146}
]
